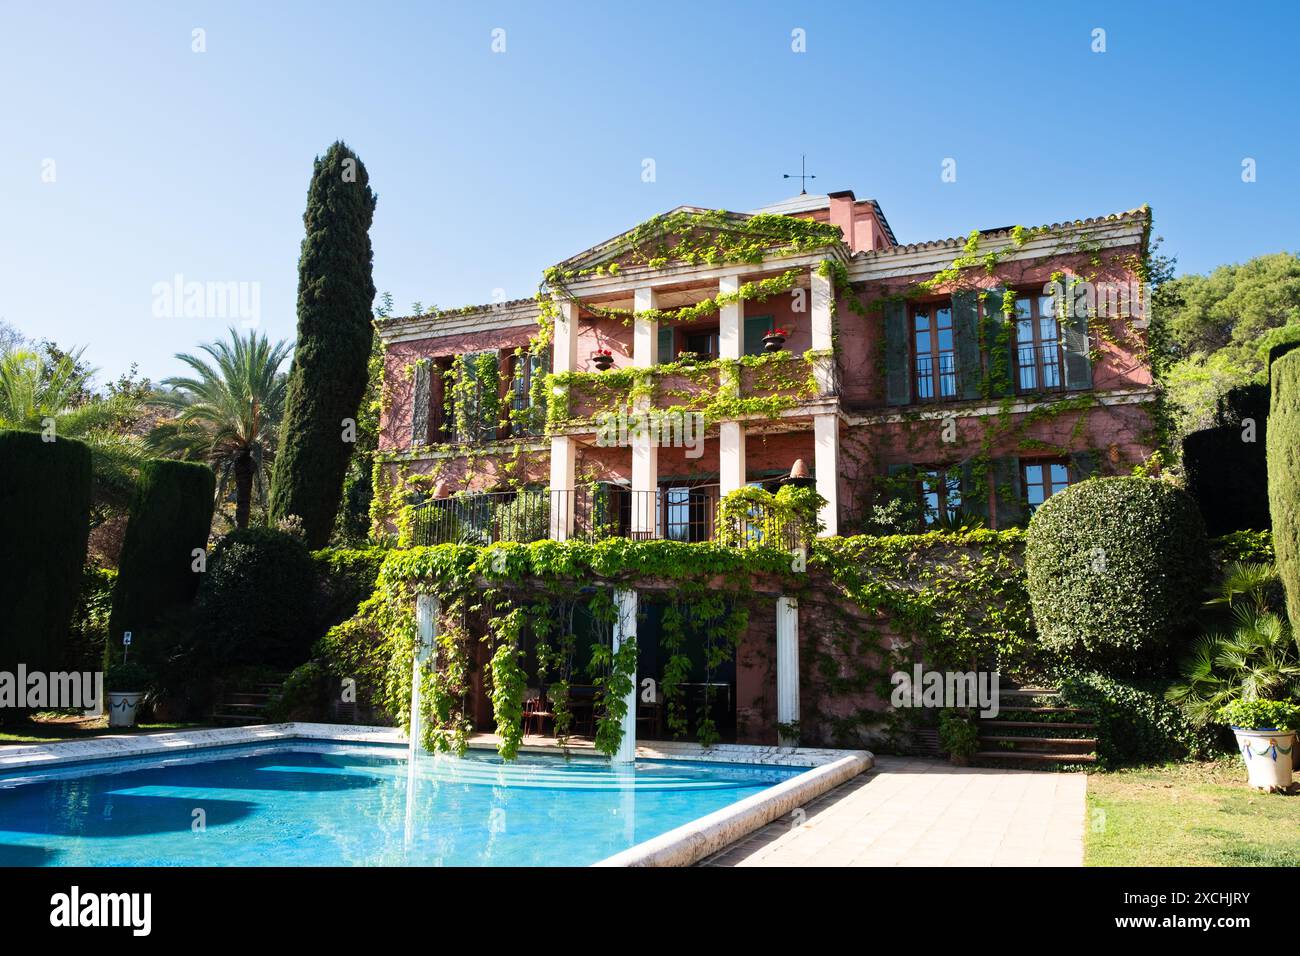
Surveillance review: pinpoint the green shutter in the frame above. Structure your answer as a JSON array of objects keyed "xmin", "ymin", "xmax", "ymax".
[
  {"xmin": 952, "ymin": 291, "xmax": 982, "ymax": 400},
  {"xmin": 1068, "ymin": 450, "xmax": 1099, "ymax": 484},
  {"xmin": 884, "ymin": 299, "xmax": 909, "ymax": 406},
  {"xmin": 744, "ymin": 315, "xmax": 772, "ymax": 357},
  {"xmin": 657, "ymin": 325, "xmax": 675, "ymax": 364},
  {"xmin": 958, "ymin": 461, "xmax": 989, "ymax": 525},
  {"xmin": 991, "ymin": 456, "xmax": 1025, "ymax": 529},
  {"xmin": 410, "ymin": 360, "xmax": 430, "ymax": 448},
  {"xmin": 1063, "ymin": 307, "xmax": 1093, "ymax": 390},
  {"xmin": 980, "ymin": 288, "xmax": 1014, "ymax": 397}
]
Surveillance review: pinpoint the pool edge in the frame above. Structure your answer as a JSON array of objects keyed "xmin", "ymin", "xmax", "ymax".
[{"xmin": 592, "ymin": 750, "xmax": 873, "ymax": 868}]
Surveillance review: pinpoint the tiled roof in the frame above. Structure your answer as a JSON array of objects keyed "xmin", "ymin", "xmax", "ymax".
[{"xmin": 855, "ymin": 207, "xmax": 1149, "ymax": 259}]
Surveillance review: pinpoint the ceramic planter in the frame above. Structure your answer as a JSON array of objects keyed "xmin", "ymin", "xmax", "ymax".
[
  {"xmin": 762, "ymin": 334, "xmax": 786, "ymax": 353},
  {"xmin": 108, "ymin": 691, "xmax": 143, "ymax": 728},
  {"xmin": 1231, "ymin": 727, "xmax": 1296, "ymax": 792},
  {"xmin": 592, "ymin": 354, "xmax": 613, "ymax": 371}
]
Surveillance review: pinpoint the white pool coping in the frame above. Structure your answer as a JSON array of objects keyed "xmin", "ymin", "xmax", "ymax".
[{"xmin": 0, "ymin": 722, "xmax": 873, "ymax": 867}]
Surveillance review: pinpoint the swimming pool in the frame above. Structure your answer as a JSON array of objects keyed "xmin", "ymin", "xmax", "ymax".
[{"xmin": 0, "ymin": 741, "xmax": 804, "ymax": 866}]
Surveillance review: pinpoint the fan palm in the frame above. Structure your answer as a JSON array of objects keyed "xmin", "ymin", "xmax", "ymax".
[
  {"xmin": 0, "ymin": 346, "xmax": 144, "ymax": 509},
  {"xmin": 147, "ymin": 329, "xmax": 291, "ymax": 529},
  {"xmin": 1167, "ymin": 562, "xmax": 1300, "ymax": 724}
]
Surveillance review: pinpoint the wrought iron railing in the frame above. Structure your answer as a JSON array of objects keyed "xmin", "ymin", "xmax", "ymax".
[{"xmin": 408, "ymin": 487, "xmax": 801, "ymax": 549}]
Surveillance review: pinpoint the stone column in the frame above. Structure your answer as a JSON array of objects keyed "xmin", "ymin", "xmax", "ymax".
[
  {"xmin": 775, "ymin": 595, "xmax": 799, "ymax": 747},
  {"xmin": 612, "ymin": 588, "xmax": 639, "ymax": 764}
]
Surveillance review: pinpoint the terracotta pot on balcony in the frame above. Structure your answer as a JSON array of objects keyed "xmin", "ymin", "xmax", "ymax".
[
  {"xmin": 762, "ymin": 332, "xmax": 786, "ymax": 353},
  {"xmin": 592, "ymin": 352, "xmax": 614, "ymax": 371}
]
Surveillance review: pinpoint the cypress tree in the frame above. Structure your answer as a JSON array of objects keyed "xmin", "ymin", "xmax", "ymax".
[
  {"xmin": 0, "ymin": 430, "xmax": 92, "ymax": 721},
  {"xmin": 1267, "ymin": 350, "xmax": 1300, "ymax": 630},
  {"xmin": 108, "ymin": 459, "xmax": 216, "ymax": 665},
  {"xmin": 269, "ymin": 141, "xmax": 377, "ymax": 548}
]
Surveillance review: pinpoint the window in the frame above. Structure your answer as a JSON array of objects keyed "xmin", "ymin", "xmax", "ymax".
[
  {"xmin": 1022, "ymin": 459, "xmax": 1071, "ymax": 514},
  {"xmin": 911, "ymin": 303, "xmax": 956, "ymax": 401},
  {"xmin": 919, "ymin": 468, "xmax": 962, "ymax": 526},
  {"xmin": 683, "ymin": 328, "xmax": 720, "ymax": 360},
  {"xmin": 509, "ymin": 348, "xmax": 546, "ymax": 436},
  {"xmin": 1012, "ymin": 294, "xmax": 1063, "ymax": 393},
  {"xmin": 661, "ymin": 486, "xmax": 713, "ymax": 542}
]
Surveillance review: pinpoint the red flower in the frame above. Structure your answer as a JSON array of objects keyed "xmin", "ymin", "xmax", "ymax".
[{"xmin": 768, "ymin": 327, "xmax": 790, "ymax": 338}]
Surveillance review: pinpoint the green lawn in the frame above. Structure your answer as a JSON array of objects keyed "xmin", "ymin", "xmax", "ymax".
[
  {"xmin": 1086, "ymin": 757, "xmax": 1300, "ymax": 866},
  {"xmin": 0, "ymin": 712, "xmax": 208, "ymax": 745}
]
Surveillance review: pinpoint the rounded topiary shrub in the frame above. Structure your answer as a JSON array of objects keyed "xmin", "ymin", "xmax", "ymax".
[
  {"xmin": 193, "ymin": 526, "xmax": 317, "ymax": 670},
  {"xmin": 108, "ymin": 459, "xmax": 215, "ymax": 668},
  {"xmin": 1025, "ymin": 476, "xmax": 1209, "ymax": 674},
  {"xmin": 0, "ymin": 430, "xmax": 93, "ymax": 696}
]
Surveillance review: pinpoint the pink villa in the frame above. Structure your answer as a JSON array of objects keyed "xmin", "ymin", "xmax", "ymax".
[{"xmin": 374, "ymin": 190, "xmax": 1158, "ymax": 749}]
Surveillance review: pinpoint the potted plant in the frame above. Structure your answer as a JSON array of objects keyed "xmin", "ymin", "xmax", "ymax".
[
  {"xmin": 676, "ymin": 350, "xmax": 700, "ymax": 367},
  {"xmin": 938, "ymin": 708, "xmax": 979, "ymax": 766},
  {"xmin": 762, "ymin": 326, "xmax": 790, "ymax": 353},
  {"xmin": 592, "ymin": 348, "xmax": 614, "ymax": 371},
  {"xmin": 1218, "ymin": 699, "xmax": 1298, "ymax": 792},
  {"xmin": 105, "ymin": 661, "xmax": 152, "ymax": 729}
]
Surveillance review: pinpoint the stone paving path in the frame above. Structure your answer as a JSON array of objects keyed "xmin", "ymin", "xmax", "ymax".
[{"xmin": 699, "ymin": 755, "xmax": 1087, "ymax": 867}]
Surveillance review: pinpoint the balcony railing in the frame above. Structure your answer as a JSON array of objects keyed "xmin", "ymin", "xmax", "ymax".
[{"xmin": 407, "ymin": 487, "xmax": 801, "ymax": 550}]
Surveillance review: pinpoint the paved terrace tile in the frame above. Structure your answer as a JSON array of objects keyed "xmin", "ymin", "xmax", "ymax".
[{"xmin": 698, "ymin": 755, "xmax": 1086, "ymax": 867}]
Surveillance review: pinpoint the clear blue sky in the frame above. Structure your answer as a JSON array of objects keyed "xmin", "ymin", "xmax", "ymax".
[{"xmin": 2, "ymin": 0, "xmax": 1297, "ymax": 384}]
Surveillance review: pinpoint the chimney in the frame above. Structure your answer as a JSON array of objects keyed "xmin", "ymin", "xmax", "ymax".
[{"xmin": 827, "ymin": 190, "xmax": 856, "ymax": 250}]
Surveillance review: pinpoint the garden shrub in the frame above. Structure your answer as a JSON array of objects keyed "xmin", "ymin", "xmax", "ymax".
[
  {"xmin": 1267, "ymin": 349, "xmax": 1300, "ymax": 633},
  {"xmin": 1057, "ymin": 671, "xmax": 1222, "ymax": 767},
  {"xmin": 193, "ymin": 527, "xmax": 317, "ymax": 671},
  {"xmin": 108, "ymin": 459, "xmax": 215, "ymax": 668},
  {"xmin": 1217, "ymin": 698, "xmax": 1299, "ymax": 731},
  {"xmin": 1211, "ymin": 529, "xmax": 1274, "ymax": 565},
  {"xmin": 66, "ymin": 566, "xmax": 117, "ymax": 673},
  {"xmin": 1025, "ymin": 477, "xmax": 1210, "ymax": 675},
  {"xmin": 937, "ymin": 708, "xmax": 978, "ymax": 759},
  {"xmin": 0, "ymin": 430, "xmax": 93, "ymax": 707},
  {"xmin": 265, "ymin": 661, "xmax": 330, "ymax": 721},
  {"xmin": 311, "ymin": 546, "xmax": 387, "ymax": 633}
]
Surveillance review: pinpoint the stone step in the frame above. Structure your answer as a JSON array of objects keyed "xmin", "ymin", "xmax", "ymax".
[
  {"xmin": 979, "ymin": 735, "xmax": 1098, "ymax": 747},
  {"xmin": 995, "ymin": 705, "xmax": 1090, "ymax": 714},
  {"xmin": 979, "ymin": 719, "xmax": 1097, "ymax": 730},
  {"xmin": 974, "ymin": 751, "xmax": 1098, "ymax": 763}
]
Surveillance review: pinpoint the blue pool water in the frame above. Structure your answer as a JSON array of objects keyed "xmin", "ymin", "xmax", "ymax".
[{"xmin": 0, "ymin": 741, "xmax": 801, "ymax": 866}]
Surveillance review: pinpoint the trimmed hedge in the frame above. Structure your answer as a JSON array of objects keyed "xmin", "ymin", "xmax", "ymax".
[
  {"xmin": 0, "ymin": 430, "xmax": 93, "ymax": 686},
  {"xmin": 1183, "ymin": 383, "xmax": 1269, "ymax": 535},
  {"xmin": 1268, "ymin": 349, "xmax": 1300, "ymax": 631},
  {"xmin": 108, "ymin": 459, "xmax": 215, "ymax": 668},
  {"xmin": 1057, "ymin": 672, "xmax": 1222, "ymax": 767},
  {"xmin": 193, "ymin": 527, "xmax": 317, "ymax": 670},
  {"xmin": 1025, "ymin": 476, "xmax": 1210, "ymax": 675}
]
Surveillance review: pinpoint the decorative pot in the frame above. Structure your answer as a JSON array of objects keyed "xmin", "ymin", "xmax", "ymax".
[
  {"xmin": 1231, "ymin": 727, "xmax": 1296, "ymax": 792},
  {"xmin": 762, "ymin": 334, "xmax": 786, "ymax": 353},
  {"xmin": 108, "ymin": 691, "xmax": 143, "ymax": 728},
  {"xmin": 592, "ymin": 353, "xmax": 613, "ymax": 371}
]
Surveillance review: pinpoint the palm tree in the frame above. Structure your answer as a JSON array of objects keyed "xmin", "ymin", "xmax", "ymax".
[
  {"xmin": 0, "ymin": 345, "xmax": 143, "ymax": 509},
  {"xmin": 1167, "ymin": 562, "xmax": 1300, "ymax": 724},
  {"xmin": 147, "ymin": 329, "xmax": 291, "ymax": 529}
]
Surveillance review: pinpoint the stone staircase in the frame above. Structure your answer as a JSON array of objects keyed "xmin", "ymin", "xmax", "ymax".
[{"xmin": 974, "ymin": 686, "xmax": 1098, "ymax": 765}]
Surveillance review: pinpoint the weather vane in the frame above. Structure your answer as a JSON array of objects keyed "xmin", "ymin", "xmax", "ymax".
[{"xmin": 783, "ymin": 154, "xmax": 816, "ymax": 194}]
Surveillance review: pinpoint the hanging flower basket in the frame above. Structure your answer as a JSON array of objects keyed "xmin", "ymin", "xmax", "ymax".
[
  {"xmin": 592, "ymin": 349, "xmax": 614, "ymax": 371},
  {"xmin": 763, "ymin": 327, "xmax": 790, "ymax": 353}
]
